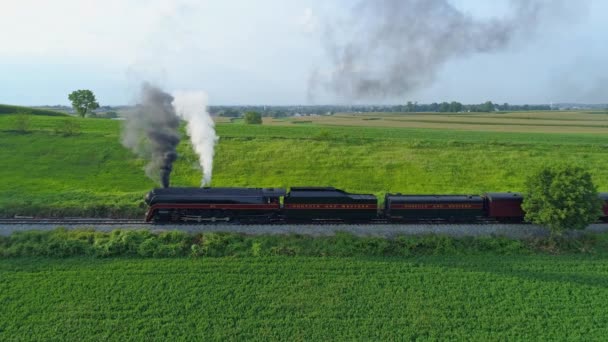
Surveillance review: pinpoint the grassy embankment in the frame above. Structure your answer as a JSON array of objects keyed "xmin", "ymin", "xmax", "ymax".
[{"xmin": 2, "ymin": 110, "xmax": 608, "ymax": 217}]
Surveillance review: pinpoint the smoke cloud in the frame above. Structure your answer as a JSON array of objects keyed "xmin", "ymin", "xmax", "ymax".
[
  {"xmin": 311, "ymin": 0, "xmax": 563, "ymax": 100},
  {"xmin": 172, "ymin": 91, "xmax": 219, "ymax": 186},
  {"xmin": 122, "ymin": 83, "xmax": 181, "ymax": 188}
]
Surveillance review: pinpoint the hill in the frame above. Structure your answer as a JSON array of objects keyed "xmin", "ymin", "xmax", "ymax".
[{"xmin": 0, "ymin": 104, "xmax": 67, "ymax": 116}]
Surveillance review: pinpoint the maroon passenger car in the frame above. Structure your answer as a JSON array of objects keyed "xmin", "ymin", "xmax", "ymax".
[{"xmin": 483, "ymin": 192, "xmax": 525, "ymax": 222}]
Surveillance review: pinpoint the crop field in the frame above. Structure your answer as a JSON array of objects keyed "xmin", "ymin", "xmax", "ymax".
[
  {"xmin": 1, "ymin": 255, "xmax": 608, "ymax": 340},
  {"xmin": 271, "ymin": 111, "xmax": 608, "ymax": 134},
  {"xmin": 2, "ymin": 110, "xmax": 608, "ymax": 217}
]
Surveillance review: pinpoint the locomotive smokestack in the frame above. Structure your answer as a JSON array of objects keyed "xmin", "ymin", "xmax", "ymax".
[
  {"xmin": 122, "ymin": 82, "xmax": 181, "ymax": 188},
  {"xmin": 159, "ymin": 149, "xmax": 178, "ymax": 188}
]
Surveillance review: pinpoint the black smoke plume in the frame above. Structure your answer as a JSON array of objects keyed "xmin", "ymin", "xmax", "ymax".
[
  {"xmin": 310, "ymin": 0, "xmax": 569, "ymax": 100},
  {"xmin": 122, "ymin": 83, "xmax": 181, "ymax": 188}
]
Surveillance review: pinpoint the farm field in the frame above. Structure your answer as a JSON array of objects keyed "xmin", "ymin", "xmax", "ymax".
[
  {"xmin": 269, "ymin": 110, "xmax": 608, "ymax": 134},
  {"xmin": 2, "ymin": 110, "xmax": 608, "ymax": 217},
  {"xmin": 1, "ymin": 255, "xmax": 608, "ymax": 340}
]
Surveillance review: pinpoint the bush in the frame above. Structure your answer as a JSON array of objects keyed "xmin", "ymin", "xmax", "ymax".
[
  {"xmin": 96, "ymin": 111, "xmax": 119, "ymax": 119},
  {"xmin": 522, "ymin": 165, "xmax": 603, "ymax": 235},
  {"xmin": 314, "ymin": 129, "xmax": 332, "ymax": 140},
  {"xmin": 0, "ymin": 229, "xmax": 605, "ymax": 258},
  {"xmin": 13, "ymin": 111, "xmax": 32, "ymax": 133},
  {"xmin": 54, "ymin": 118, "xmax": 81, "ymax": 136},
  {"xmin": 244, "ymin": 111, "xmax": 262, "ymax": 124}
]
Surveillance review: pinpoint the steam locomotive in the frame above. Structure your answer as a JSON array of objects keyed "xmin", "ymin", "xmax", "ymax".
[{"xmin": 145, "ymin": 186, "xmax": 608, "ymax": 224}]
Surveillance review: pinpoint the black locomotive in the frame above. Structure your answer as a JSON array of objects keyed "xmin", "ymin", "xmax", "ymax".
[
  {"xmin": 144, "ymin": 186, "xmax": 608, "ymax": 224},
  {"xmin": 145, "ymin": 187, "xmax": 285, "ymax": 223}
]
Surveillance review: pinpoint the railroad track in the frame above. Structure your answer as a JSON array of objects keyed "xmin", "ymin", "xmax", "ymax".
[{"xmin": 0, "ymin": 218, "xmax": 145, "ymax": 225}]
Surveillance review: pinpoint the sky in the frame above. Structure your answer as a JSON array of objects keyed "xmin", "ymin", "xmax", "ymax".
[{"xmin": 0, "ymin": 0, "xmax": 606, "ymax": 106}]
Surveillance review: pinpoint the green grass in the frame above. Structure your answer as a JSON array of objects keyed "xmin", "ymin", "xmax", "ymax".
[
  {"xmin": 0, "ymin": 115, "xmax": 154, "ymax": 217},
  {"xmin": 2, "ymin": 255, "xmax": 608, "ymax": 340},
  {"xmin": 2, "ymin": 113, "xmax": 608, "ymax": 217}
]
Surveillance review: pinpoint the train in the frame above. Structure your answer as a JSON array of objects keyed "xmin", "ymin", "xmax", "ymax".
[{"xmin": 145, "ymin": 186, "xmax": 608, "ymax": 224}]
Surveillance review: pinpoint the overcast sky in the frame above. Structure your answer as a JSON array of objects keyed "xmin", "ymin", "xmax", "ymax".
[{"xmin": 1, "ymin": 0, "xmax": 606, "ymax": 106}]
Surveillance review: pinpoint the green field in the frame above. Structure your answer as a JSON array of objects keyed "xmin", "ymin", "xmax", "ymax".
[
  {"xmin": 2, "ymin": 255, "xmax": 608, "ymax": 340},
  {"xmin": 2, "ymin": 110, "xmax": 608, "ymax": 217}
]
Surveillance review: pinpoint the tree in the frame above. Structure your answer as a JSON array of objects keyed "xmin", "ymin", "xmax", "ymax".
[
  {"xmin": 438, "ymin": 102, "xmax": 450, "ymax": 112},
  {"xmin": 449, "ymin": 101, "xmax": 462, "ymax": 113},
  {"xmin": 522, "ymin": 165, "xmax": 602, "ymax": 235},
  {"xmin": 218, "ymin": 109, "xmax": 240, "ymax": 117},
  {"xmin": 244, "ymin": 111, "xmax": 262, "ymax": 124},
  {"xmin": 405, "ymin": 101, "xmax": 415, "ymax": 112},
  {"xmin": 480, "ymin": 101, "xmax": 495, "ymax": 112},
  {"xmin": 68, "ymin": 89, "xmax": 99, "ymax": 117},
  {"xmin": 272, "ymin": 110, "xmax": 288, "ymax": 118}
]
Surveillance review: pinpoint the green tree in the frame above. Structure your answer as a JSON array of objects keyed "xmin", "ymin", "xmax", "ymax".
[
  {"xmin": 522, "ymin": 165, "xmax": 602, "ymax": 235},
  {"xmin": 449, "ymin": 101, "xmax": 463, "ymax": 113},
  {"xmin": 481, "ymin": 101, "xmax": 495, "ymax": 112},
  {"xmin": 244, "ymin": 111, "xmax": 262, "ymax": 124},
  {"xmin": 438, "ymin": 102, "xmax": 450, "ymax": 112},
  {"xmin": 405, "ymin": 101, "xmax": 415, "ymax": 112},
  {"xmin": 68, "ymin": 89, "xmax": 99, "ymax": 117},
  {"xmin": 219, "ymin": 109, "xmax": 240, "ymax": 117}
]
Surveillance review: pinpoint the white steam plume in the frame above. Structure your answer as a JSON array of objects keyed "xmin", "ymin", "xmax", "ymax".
[{"xmin": 172, "ymin": 90, "xmax": 219, "ymax": 186}]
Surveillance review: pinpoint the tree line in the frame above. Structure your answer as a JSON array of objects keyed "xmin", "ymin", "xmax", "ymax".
[
  {"xmin": 404, "ymin": 101, "xmax": 552, "ymax": 113},
  {"xmin": 213, "ymin": 102, "xmax": 553, "ymax": 118}
]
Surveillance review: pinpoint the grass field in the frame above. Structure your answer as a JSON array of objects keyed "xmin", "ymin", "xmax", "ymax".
[
  {"xmin": 2, "ymin": 111, "xmax": 608, "ymax": 217},
  {"xmin": 2, "ymin": 255, "xmax": 608, "ymax": 340}
]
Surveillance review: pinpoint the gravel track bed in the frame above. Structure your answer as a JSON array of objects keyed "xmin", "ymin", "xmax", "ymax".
[{"xmin": 2, "ymin": 223, "xmax": 608, "ymax": 238}]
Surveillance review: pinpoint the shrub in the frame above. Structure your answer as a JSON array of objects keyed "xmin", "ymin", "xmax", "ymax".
[
  {"xmin": 13, "ymin": 111, "xmax": 32, "ymax": 133},
  {"xmin": 244, "ymin": 111, "xmax": 262, "ymax": 124},
  {"xmin": 138, "ymin": 238, "xmax": 161, "ymax": 257},
  {"xmin": 200, "ymin": 232, "xmax": 239, "ymax": 257},
  {"xmin": 0, "ymin": 229, "xmax": 605, "ymax": 258},
  {"xmin": 314, "ymin": 129, "xmax": 332, "ymax": 140},
  {"xmin": 54, "ymin": 118, "xmax": 81, "ymax": 136}
]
